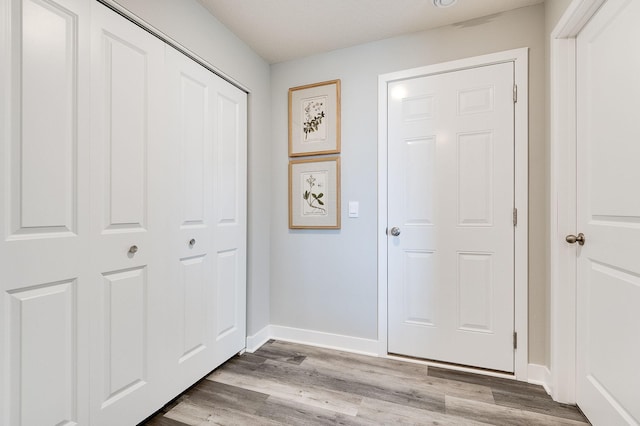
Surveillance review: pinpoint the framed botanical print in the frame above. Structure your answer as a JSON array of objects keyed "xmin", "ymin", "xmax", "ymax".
[
  {"xmin": 289, "ymin": 157, "xmax": 340, "ymax": 229},
  {"xmin": 288, "ymin": 80, "xmax": 341, "ymax": 157}
]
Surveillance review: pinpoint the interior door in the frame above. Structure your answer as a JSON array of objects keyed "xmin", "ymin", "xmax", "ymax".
[
  {"xmin": 89, "ymin": 3, "xmax": 167, "ymax": 424},
  {"xmin": 387, "ymin": 62, "xmax": 515, "ymax": 372},
  {"xmin": 0, "ymin": 0, "xmax": 91, "ymax": 424},
  {"xmin": 575, "ymin": 0, "xmax": 640, "ymax": 423}
]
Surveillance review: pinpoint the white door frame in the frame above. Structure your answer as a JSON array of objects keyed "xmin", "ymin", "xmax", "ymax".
[
  {"xmin": 549, "ymin": 0, "xmax": 607, "ymax": 404},
  {"xmin": 377, "ymin": 48, "xmax": 529, "ymax": 380}
]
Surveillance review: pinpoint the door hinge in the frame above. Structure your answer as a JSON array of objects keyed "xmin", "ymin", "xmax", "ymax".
[
  {"xmin": 513, "ymin": 84, "xmax": 518, "ymax": 103},
  {"xmin": 513, "ymin": 208, "xmax": 518, "ymax": 226},
  {"xmin": 513, "ymin": 331, "xmax": 518, "ymax": 350}
]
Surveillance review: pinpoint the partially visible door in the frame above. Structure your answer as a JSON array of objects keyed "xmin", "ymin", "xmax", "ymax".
[
  {"xmin": 89, "ymin": 2, "xmax": 167, "ymax": 424},
  {"xmin": 575, "ymin": 0, "xmax": 640, "ymax": 423},
  {"xmin": 0, "ymin": 0, "xmax": 91, "ymax": 424},
  {"xmin": 387, "ymin": 62, "xmax": 515, "ymax": 372}
]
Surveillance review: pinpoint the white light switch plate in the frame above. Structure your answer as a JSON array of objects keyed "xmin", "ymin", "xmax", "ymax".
[{"xmin": 348, "ymin": 201, "xmax": 359, "ymax": 218}]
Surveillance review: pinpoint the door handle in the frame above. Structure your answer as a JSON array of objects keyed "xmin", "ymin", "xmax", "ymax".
[
  {"xmin": 389, "ymin": 227, "xmax": 401, "ymax": 237},
  {"xmin": 189, "ymin": 238, "xmax": 196, "ymax": 247},
  {"xmin": 565, "ymin": 233, "xmax": 585, "ymax": 246},
  {"xmin": 128, "ymin": 245, "xmax": 139, "ymax": 254}
]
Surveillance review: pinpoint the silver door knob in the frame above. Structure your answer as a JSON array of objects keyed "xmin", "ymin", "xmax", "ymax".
[
  {"xmin": 189, "ymin": 238, "xmax": 196, "ymax": 247},
  {"xmin": 565, "ymin": 233, "xmax": 585, "ymax": 246},
  {"xmin": 389, "ymin": 227, "xmax": 401, "ymax": 237},
  {"xmin": 128, "ymin": 245, "xmax": 138, "ymax": 254}
]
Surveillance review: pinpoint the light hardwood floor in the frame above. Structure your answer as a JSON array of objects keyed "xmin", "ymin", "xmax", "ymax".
[{"xmin": 141, "ymin": 340, "xmax": 589, "ymax": 425}]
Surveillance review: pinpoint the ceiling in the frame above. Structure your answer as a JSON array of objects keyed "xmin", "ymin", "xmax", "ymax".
[{"xmin": 197, "ymin": 0, "xmax": 544, "ymax": 64}]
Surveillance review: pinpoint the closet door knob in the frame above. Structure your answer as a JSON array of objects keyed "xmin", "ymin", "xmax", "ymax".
[
  {"xmin": 128, "ymin": 245, "xmax": 138, "ymax": 254},
  {"xmin": 189, "ymin": 238, "xmax": 196, "ymax": 247}
]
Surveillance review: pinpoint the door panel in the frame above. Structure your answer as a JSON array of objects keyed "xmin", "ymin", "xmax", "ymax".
[
  {"xmin": 102, "ymin": 34, "xmax": 148, "ymax": 229},
  {"xmin": 100, "ymin": 267, "xmax": 147, "ymax": 406},
  {"xmin": 90, "ymin": 2, "xmax": 166, "ymax": 424},
  {"xmin": 576, "ymin": 0, "xmax": 640, "ymax": 423},
  {"xmin": 211, "ymin": 81, "xmax": 247, "ymax": 367},
  {"xmin": 0, "ymin": 0, "xmax": 91, "ymax": 424},
  {"xmin": 387, "ymin": 62, "xmax": 515, "ymax": 372},
  {"xmin": 8, "ymin": 280, "xmax": 77, "ymax": 426},
  {"xmin": 165, "ymin": 46, "xmax": 216, "ymax": 388}
]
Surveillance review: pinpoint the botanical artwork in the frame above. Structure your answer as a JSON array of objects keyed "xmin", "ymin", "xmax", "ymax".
[
  {"xmin": 301, "ymin": 171, "xmax": 328, "ymax": 215},
  {"xmin": 289, "ymin": 157, "xmax": 340, "ymax": 229},
  {"xmin": 289, "ymin": 80, "xmax": 340, "ymax": 156},
  {"xmin": 301, "ymin": 96, "xmax": 327, "ymax": 142}
]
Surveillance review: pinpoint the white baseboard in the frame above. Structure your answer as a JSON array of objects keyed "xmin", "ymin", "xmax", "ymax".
[
  {"xmin": 246, "ymin": 324, "xmax": 379, "ymax": 357},
  {"xmin": 528, "ymin": 363, "xmax": 552, "ymax": 395},
  {"xmin": 245, "ymin": 325, "xmax": 272, "ymax": 353}
]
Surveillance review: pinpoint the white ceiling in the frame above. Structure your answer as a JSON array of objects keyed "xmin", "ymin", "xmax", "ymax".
[{"xmin": 197, "ymin": 0, "xmax": 544, "ymax": 64}]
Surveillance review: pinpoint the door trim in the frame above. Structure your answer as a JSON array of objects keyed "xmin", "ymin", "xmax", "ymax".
[
  {"xmin": 377, "ymin": 48, "xmax": 529, "ymax": 380},
  {"xmin": 549, "ymin": 0, "xmax": 607, "ymax": 404}
]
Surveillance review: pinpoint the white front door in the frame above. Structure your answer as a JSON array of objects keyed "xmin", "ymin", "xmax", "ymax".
[
  {"xmin": 387, "ymin": 62, "xmax": 515, "ymax": 372},
  {"xmin": 575, "ymin": 0, "xmax": 640, "ymax": 423}
]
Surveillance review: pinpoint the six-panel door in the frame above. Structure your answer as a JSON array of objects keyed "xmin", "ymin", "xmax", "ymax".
[{"xmin": 387, "ymin": 62, "xmax": 516, "ymax": 372}]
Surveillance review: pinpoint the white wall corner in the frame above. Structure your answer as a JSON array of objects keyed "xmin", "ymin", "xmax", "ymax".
[
  {"xmin": 269, "ymin": 325, "xmax": 379, "ymax": 357},
  {"xmin": 245, "ymin": 325, "xmax": 273, "ymax": 353},
  {"xmin": 528, "ymin": 363, "xmax": 553, "ymax": 395}
]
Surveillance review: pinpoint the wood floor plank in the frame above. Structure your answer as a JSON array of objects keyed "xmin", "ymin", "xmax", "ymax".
[
  {"xmin": 299, "ymin": 355, "xmax": 495, "ymax": 404},
  {"xmin": 165, "ymin": 400, "xmax": 283, "ymax": 426},
  {"xmin": 183, "ymin": 380, "xmax": 349, "ymax": 426},
  {"xmin": 356, "ymin": 396, "xmax": 494, "ymax": 426},
  {"xmin": 445, "ymin": 395, "xmax": 590, "ymax": 426},
  {"xmin": 267, "ymin": 340, "xmax": 429, "ymax": 380},
  {"xmin": 492, "ymin": 389, "xmax": 589, "ymax": 422},
  {"xmin": 208, "ymin": 369, "xmax": 363, "ymax": 416},
  {"xmin": 428, "ymin": 366, "xmax": 551, "ymax": 398},
  {"xmin": 139, "ymin": 415, "xmax": 191, "ymax": 426},
  {"xmin": 252, "ymin": 339, "xmax": 307, "ymax": 365}
]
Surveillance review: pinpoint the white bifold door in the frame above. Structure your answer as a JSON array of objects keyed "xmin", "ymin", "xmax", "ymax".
[
  {"xmin": 164, "ymin": 45, "xmax": 247, "ymax": 392},
  {"xmin": 0, "ymin": 1, "xmax": 247, "ymax": 425},
  {"xmin": 387, "ymin": 62, "xmax": 515, "ymax": 372}
]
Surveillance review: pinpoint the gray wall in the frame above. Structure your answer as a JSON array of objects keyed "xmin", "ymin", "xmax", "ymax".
[
  {"xmin": 112, "ymin": 0, "xmax": 272, "ymax": 337},
  {"xmin": 270, "ymin": 4, "xmax": 548, "ymax": 364}
]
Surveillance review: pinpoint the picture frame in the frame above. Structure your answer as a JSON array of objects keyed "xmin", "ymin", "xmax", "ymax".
[
  {"xmin": 289, "ymin": 157, "xmax": 341, "ymax": 229},
  {"xmin": 288, "ymin": 79, "xmax": 341, "ymax": 157}
]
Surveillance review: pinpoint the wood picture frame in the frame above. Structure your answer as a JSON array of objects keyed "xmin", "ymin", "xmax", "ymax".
[
  {"xmin": 288, "ymin": 80, "xmax": 341, "ymax": 157},
  {"xmin": 289, "ymin": 157, "xmax": 341, "ymax": 229}
]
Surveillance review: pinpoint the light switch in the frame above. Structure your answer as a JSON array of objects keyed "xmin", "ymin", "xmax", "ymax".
[{"xmin": 348, "ymin": 201, "xmax": 359, "ymax": 218}]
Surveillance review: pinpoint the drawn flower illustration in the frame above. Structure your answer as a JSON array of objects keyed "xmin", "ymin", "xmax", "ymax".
[
  {"xmin": 303, "ymin": 100, "xmax": 325, "ymax": 140},
  {"xmin": 302, "ymin": 174, "xmax": 326, "ymax": 214}
]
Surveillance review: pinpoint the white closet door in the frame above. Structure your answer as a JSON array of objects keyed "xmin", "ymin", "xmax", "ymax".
[
  {"xmin": 0, "ymin": 0, "xmax": 91, "ymax": 424},
  {"xmin": 209, "ymin": 60, "xmax": 247, "ymax": 369},
  {"xmin": 89, "ymin": 3, "xmax": 167, "ymax": 424},
  {"xmin": 164, "ymin": 46, "xmax": 247, "ymax": 392}
]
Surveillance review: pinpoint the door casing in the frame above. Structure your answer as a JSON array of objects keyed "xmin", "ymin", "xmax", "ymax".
[
  {"xmin": 549, "ymin": 0, "xmax": 608, "ymax": 405},
  {"xmin": 378, "ymin": 48, "xmax": 529, "ymax": 380}
]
